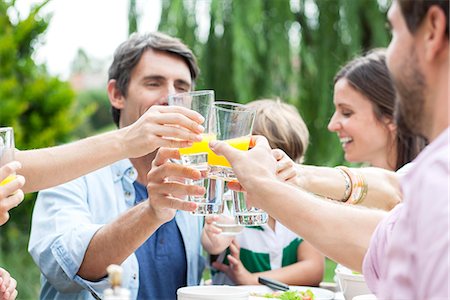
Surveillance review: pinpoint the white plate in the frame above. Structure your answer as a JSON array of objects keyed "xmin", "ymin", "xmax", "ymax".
[{"xmin": 241, "ymin": 285, "xmax": 335, "ymax": 300}]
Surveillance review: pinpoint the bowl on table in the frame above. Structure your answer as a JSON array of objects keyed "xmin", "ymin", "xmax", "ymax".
[
  {"xmin": 177, "ymin": 285, "xmax": 249, "ymax": 300},
  {"xmin": 335, "ymin": 266, "xmax": 371, "ymax": 300}
]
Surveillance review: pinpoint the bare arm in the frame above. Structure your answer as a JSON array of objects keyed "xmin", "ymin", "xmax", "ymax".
[
  {"xmin": 274, "ymin": 149, "xmax": 401, "ymax": 211},
  {"xmin": 77, "ymin": 148, "xmax": 203, "ymax": 280},
  {"xmin": 210, "ymin": 137, "xmax": 386, "ymax": 272},
  {"xmin": 18, "ymin": 105, "xmax": 204, "ymax": 193},
  {"xmin": 255, "ymin": 241, "xmax": 324, "ymax": 286},
  {"xmin": 77, "ymin": 201, "xmax": 160, "ymax": 280}
]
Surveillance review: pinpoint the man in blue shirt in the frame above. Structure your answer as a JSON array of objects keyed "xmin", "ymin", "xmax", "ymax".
[{"xmin": 28, "ymin": 32, "xmax": 207, "ymax": 300}]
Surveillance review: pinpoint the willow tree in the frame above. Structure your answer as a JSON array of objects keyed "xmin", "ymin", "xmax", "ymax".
[{"xmin": 158, "ymin": 0, "xmax": 390, "ymax": 166}]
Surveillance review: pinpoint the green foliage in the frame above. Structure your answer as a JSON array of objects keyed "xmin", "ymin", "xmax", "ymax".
[
  {"xmin": 128, "ymin": 0, "xmax": 139, "ymax": 35},
  {"xmin": 158, "ymin": 0, "xmax": 390, "ymax": 166},
  {"xmin": 72, "ymin": 88, "xmax": 112, "ymax": 138},
  {"xmin": 0, "ymin": 0, "xmax": 90, "ymax": 298}
]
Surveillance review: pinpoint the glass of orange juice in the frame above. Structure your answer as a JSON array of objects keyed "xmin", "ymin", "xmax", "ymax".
[
  {"xmin": 0, "ymin": 127, "xmax": 15, "ymax": 186},
  {"xmin": 209, "ymin": 101, "xmax": 256, "ymax": 181},
  {"xmin": 168, "ymin": 90, "xmax": 215, "ymax": 171}
]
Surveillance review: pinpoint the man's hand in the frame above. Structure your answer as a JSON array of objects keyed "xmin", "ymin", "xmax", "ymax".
[
  {"xmin": 0, "ymin": 268, "xmax": 17, "ymax": 300},
  {"xmin": 209, "ymin": 136, "xmax": 277, "ymax": 208},
  {"xmin": 123, "ymin": 105, "xmax": 205, "ymax": 158},
  {"xmin": 0, "ymin": 162, "xmax": 25, "ymax": 226},
  {"xmin": 146, "ymin": 148, "xmax": 205, "ymax": 223}
]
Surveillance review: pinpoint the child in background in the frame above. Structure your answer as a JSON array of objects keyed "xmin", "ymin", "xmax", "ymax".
[{"xmin": 202, "ymin": 99, "xmax": 324, "ymax": 286}]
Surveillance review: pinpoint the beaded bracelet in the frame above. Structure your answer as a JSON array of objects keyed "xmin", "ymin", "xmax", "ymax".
[{"xmin": 335, "ymin": 166, "xmax": 352, "ymax": 202}]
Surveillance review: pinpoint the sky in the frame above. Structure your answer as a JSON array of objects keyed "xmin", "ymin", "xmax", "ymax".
[{"xmin": 15, "ymin": 0, "xmax": 162, "ymax": 79}]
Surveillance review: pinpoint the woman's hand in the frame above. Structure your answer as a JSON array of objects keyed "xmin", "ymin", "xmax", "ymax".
[
  {"xmin": 0, "ymin": 268, "xmax": 18, "ymax": 300},
  {"xmin": 0, "ymin": 162, "xmax": 25, "ymax": 226}
]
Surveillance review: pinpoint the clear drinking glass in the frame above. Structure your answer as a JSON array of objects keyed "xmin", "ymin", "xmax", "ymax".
[
  {"xmin": 169, "ymin": 90, "xmax": 219, "ymax": 213},
  {"xmin": 213, "ymin": 182, "xmax": 243, "ymax": 236},
  {"xmin": 0, "ymin": 127, "xmax": 15, "ymax": 186},
  {"xmin": 191, "ymin": 176, "xmax": 225, "ymax": 216},
  {"xmin": 208, "ymin": 102, "xmax": 256, "ymax": 181},
  {"xmin": 168, "ymin": 90, "xmax": 215, "ymax": 171},
  {"xmin": 232, "ymin": 191, "xmax": 268, "ymax": 226}
]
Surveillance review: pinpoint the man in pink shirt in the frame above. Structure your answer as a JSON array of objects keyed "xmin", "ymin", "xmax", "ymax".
[{"xmin": 148, "ymin": 0, "xmax": 449, "ymax": 298}]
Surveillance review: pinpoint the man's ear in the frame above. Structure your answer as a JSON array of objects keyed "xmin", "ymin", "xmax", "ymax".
[
  {"xmin": 423, "ymin": 5, "xmax": 448, "ymax": 62},
  {"xmin": 107, "ymin": 79, "xmax": 125, "ymax": 109}
]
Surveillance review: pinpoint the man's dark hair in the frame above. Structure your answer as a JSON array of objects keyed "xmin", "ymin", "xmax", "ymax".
[
  {"xmin": 398, "ymin": 0, "xmax": 449, "ymax": 38},
  {"xmin": 108, "ymin": 32, "xmax": 200, "ymax": 127}
]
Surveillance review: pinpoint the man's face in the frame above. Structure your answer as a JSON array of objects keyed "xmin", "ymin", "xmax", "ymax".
[
  {"xmin": 116, "ymin": 49, "xmax": 192, "ymax": 128},
  {"xmin": 386, "ymin": 1, "xmax": 427, "ymax": 137}
]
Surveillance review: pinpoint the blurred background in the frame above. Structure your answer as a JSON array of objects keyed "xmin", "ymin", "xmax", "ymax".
[{"xmin": 0, "ymin": 0, "xmax": 390, "ymax": 297}]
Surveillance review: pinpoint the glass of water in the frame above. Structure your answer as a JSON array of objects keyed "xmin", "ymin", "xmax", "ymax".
[{"xmin": 232, "ymin": 191, "xmax": 268, "ymax": 226}]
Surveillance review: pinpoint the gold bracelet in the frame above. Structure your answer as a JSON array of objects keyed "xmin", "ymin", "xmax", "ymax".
[{"xmin": 348, "ymin": 170, "xmax": 368, "ymax": 205}]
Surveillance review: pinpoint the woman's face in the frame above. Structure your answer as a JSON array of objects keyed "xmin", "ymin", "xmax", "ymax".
[{"xmin": 328, "ymin": 78, "xmax": 395, "ymax": 168}]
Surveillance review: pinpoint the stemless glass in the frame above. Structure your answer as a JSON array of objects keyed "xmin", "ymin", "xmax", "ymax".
[
  {"xmin": 0, "ymin": 127, "xmax": 15, "ymax": 186},
  {"xmin": 232, "ymin": 191, "xmax": 268, "ymax": 226},
  {"xmin": 168, "ymin": 90, "xmax": 220, "ymax": 215},
  {"xmin": 208, "ymin": 102, "xmax": 256, "ymax": 181},
  {"xmin": 168, "ymin": 90, "xmax": 215, "ymax": 171},
  {"xmin": 213, "ymin": 182, "xmax": 243, "ymax": 236}
]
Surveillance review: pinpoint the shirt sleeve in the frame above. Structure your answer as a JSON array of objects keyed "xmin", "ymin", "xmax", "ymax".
[
  {"xmin": 28, "ymin": 177, "xmax": 106, "ymax": 293},
  {"xmin": 362, "ymin": 204, "xmax": 403, "ymax": 294}
]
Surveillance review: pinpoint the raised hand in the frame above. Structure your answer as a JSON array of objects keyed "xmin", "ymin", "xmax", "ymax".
[
  {"xmin": 0, "ymin": 268, "xmax": 18, "ymax": 300},
  {"xmin": 0, "ymin": 162, "xmax": 25, "ymax": 226},
  {"xmin": 272, "ymin": 149, "xmax": 299, "ymax": 184},
  {"xmin": 146, "ymin": 148, "xmax": 204, "ymax": 224},
  {"xmin": 209, "ymin": 136, "xmax": 277, "ymax": 208},
  {"xmin": 122, "ymin": 105, "xmax": 205, "ymax": 158}
]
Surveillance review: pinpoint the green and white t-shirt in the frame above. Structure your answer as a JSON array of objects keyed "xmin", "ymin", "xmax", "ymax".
[{"xmin": 211, "ymin": 221, "xmax": 303, "ymax": 285}]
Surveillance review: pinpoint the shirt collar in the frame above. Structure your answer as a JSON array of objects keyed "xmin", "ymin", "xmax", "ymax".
[{"xmin": 110, "ymin": 159, "xmax": 138, "ymax": 183}]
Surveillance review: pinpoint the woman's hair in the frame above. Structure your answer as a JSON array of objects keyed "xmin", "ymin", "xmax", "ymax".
[
  {"xmin": 246, "ymin": 99, "xmax": 309, "ymax": 163},
  {"xmin": 334, "ymin": 49, "xmax": 426, "ymax": 170}
]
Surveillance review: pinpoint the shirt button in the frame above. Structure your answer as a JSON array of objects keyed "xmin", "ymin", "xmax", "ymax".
[
  {"xmin": 125, "ymin": 191, "xmax": 131, "ymax": 197},
  {"xmin": 132, "ymin": 273, "xmax": 137, "ymax": 280}
]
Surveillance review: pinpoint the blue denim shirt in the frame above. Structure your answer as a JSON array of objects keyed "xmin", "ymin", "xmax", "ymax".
[{"xmin": 28, "ymin": 159, "xmax": 205, "ymax": 300}]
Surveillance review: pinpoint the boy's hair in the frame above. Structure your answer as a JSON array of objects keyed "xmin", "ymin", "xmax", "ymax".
[{"xmin": 246, "ymin": 99, "xmax": 309, "ymax": 163}]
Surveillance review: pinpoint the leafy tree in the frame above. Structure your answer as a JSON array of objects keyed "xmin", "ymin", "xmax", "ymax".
[
  {"xmin": 158, "ymin": 0, "xmax": 390, "ymax": 166},
  {"xmin": 128, "ymin": 0, "xmax": 139, "ymax": 35},
  {"xmin": 0, "ymin": 0, "xmax": 89, "ymax": 298}
]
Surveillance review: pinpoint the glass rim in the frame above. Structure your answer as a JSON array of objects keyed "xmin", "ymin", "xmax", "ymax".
[
  {"xmin": 213, "ymin": 101, "xmax": 257, "ymax": 113},
  {"xmin": 168, "ymin": 90, "xmax": 214, "ymax": 100},
  {"xmin": 0, "ymin": 127, "xmax": 13, "ymax": 132}
]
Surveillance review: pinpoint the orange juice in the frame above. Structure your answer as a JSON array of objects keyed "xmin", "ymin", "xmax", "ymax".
[
  {"xmin": 179, "ymin": 133, "xmax": 216, "ymax": 156},
  {"xmin": 0, "ymin": 174, "xmax": 15, "ymax": 186},
  {"xmin": 208, "ymin": 136, "xmax": 251, "ymax": 167}
]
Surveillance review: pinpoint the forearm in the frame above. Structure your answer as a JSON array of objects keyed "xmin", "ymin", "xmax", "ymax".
[
  {"xmin": 247, "ymin": 178, "xmax": 386, "ymax": 272},
  {"xmin": 295, "ymin": 165, "xmax": 401, "ymax": 211},
  {"xmin": 18, "ymin": 129, "xmax": 127, "ymax": 193},
  {"xmin": 256, "ymin": 261, "xmax": 324, "ymax": 286},
  {"xmin": 77, "ymin": 202, "xmax": 161, "ymax": 280}
]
